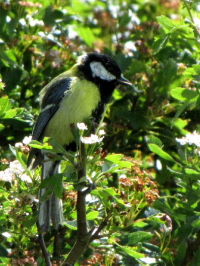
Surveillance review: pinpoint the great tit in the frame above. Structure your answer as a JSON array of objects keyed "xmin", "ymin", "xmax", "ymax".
[{"xmin": 27, "ymin": 52, "xmax": 133, "ymax": 231}]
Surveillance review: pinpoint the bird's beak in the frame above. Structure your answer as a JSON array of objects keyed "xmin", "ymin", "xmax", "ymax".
[
  {"xmin": 118, "ymin": 76, "xmax": 141, "ymax": 93},
  {"xmin": 118, "ymin": 76, "xmax": 132, "ymax": 86}
]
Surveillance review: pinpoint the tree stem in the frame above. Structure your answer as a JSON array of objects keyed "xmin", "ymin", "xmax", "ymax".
[
  {"xmin": 62, "ymin": 143, "xmax": 89, "ymax": 265},
  {"xmin": 37, "ymin": 222, "xmax": 52, "ymax": 266}
]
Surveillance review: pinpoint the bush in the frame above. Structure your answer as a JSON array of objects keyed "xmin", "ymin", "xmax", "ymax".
[{"xmin": 0, "ymin": 0, "xmax": 200, "ymax": 265}]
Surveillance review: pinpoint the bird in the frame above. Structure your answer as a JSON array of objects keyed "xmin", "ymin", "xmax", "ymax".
[{"xmin": 27, "ymin": 52, "xmax": 134, "ymax": 232}]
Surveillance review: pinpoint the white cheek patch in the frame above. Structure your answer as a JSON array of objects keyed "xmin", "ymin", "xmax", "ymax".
[{"xmin": 90, "ymin": 61, "xmax": 116, "ymax": 81}]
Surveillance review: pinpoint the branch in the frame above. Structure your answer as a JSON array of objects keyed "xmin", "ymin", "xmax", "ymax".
[
  {"xmin": 89, "ymin": 213, "xmax": 111, "ymax": 242},
  {"xmin": 62, "ymin": 142, "xmax": 89, "ymax": 265},
  {"xmin": 37, "ymin": 222, "xmax": 52, "ymax": 266},
  {"xmin": 62, "ymin": 141, "xmax": 110, "ymax": 265}
]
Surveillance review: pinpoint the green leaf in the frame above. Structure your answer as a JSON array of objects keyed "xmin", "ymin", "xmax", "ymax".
[
  {"xmin": 170, "ymin": 87, "xmax": 198, "ymax": 101},
  {"xmin": 117, "ymin": 161, "xmax": 133, "ymax": 168},
  {"xmin": 75, "ymin": 26, "xmax": 96, "ymax": 47},
  {"xmin": 102, "ymin": 154, "xmax": 133, "ymax": 173},
  {"xmin": 0, "ymin": 244, "xmax": 8, "ymax": 257},
  {"xmin": 185, "ymin": 168, "xmax": 200, "ymax": 175},
  {"xmin": 128, "ymin": 231, "xmax": 153, "ymax": 245},
  {"xmin": 148, "ymin": 143, "xmax": 175, "ymax": 162},
  {"xmin": 92, "ymin": 187, "xmax": 124, "ymax": 208},
  {"xmin": 105, "ymin": 154, "xmax": 124, "ymax": 162},
  {"xmin": 172, "ymin": 100, "xmax": 192, "ymax": 124},
  {"xmin": 133, "ymin": 220, "xmax": 147, "ymax": 228},
  {"xmin": 167, "ymin": 167, "xmax": 187, "ymax": 178},
  {"xmin": 3, "ymin": 109, "xmax": 17, "ymax": 119},
  {"xmin": 86, "ymin": 211, "xmax": 99, "ymax": 220},
  {"xmin": 147, "ymin": 215, "xmax": 166, "ymax": 224},
  {"xmin": 0, "ymin": 96, "xmax": 9, "ymax": 116},
  {"xmin": 53, "ymin": 175, "xmax": 63, "ymax": 198},
  {"xmin": 29, "ymin": 140, "xmax": 53, "ymax": 150},
  {"xmin": 103, "ymin": 187, "xmax": 117, "ymax": 196},
  {"xmin": 116, "ymin": 243, "xmax": 145, "ymax": 259},
  {"xmin": 93, "ymin": 187, "xmax": 117, "ymax": 199},
  {"xmin": 48, "ymin": 138, "xmax": 72, "ymax": 154},
  {"xmin": 37, "ymin": 257, "xmax": 46, "ymax": 266},
  {"xmin": 118, "ymin": 12, "xmax": 131, "ymax": 27},
  {"xmin": 146, "ymin": 135, "xmax": 162, "ymax": 147},
  {"xmin": 29, "ymin": 140, "xmax": 44, "ymax": 148},
  {"xmin": 153, "ymin": 35, "xmax": 170, "ymax": 54},
  {"xmin": 65, "ymin": 220, "xmax": 77, "ymax": 230},
  {"xmin": 180, "ymin": 168, "xmax": 200, "ymax": 180},
  {"xmin": 157, "ymin": 15, "xmax": 175, "ymax": 32},
  {"xmin": 192, "ymin": 219, "xmax": 200, "ymax": 229},
  {"xmin": 69, "ymin": 0, "xmax": 91, "ymax": 15},
  {"xmin": 3, "ymin": 50, "xmax": 17, "ymax": 65},
  {"xmin": 14, "ymin": 148, "xmax": 27, "ymax": 168},
  {"xmin": 192, "ymin": 64, "xmax": 200, "ymax": 75},
  {"xmin": 103, "ymin": 154, "xmax": 133, "ymax": 172},
  {"xmin": 0, "ymin": 49, "xmax": 17, "ymax": 67},
  {"xmin": 40, "ymin": 174, "xmax": 63, "ymax": 198},
  {"xmin": 0, "ymin": 123, "xmax": 4, "ymax": 131},
  {"xmin": 127, "ymin": 59, "xmax": 147, "ymax": 75}
]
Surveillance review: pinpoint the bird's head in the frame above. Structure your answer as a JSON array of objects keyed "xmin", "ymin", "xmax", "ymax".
[{"xmin": 77, "ymin": 53, "xmax": 133, "ymax": 89}]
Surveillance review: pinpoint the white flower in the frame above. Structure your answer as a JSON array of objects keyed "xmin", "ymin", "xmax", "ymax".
[
  {"xmin": 99, "ymin": 129, "xmax": 106, "ymax": 136},
  {"xmin": 0, "ymin": 168, "xmax": 14, "ymax": 182},
  {"xmin": 22, "ymin": 136, "xmax": 32, "ymax": 145},
  {"xmin": 15, "ymin": 136, "xmax": 32, "ymax": 148},
  {"xmin": 19, "ymin": 18, "xmax": 26, "ymax": 26},
  {"xmin": 15, "ymin": 142, "xmax": 23, "ymax": 148},
  {"xmin": 26, "ymin": 15, "xmax": 44, "ymax": 27},
  {"xmin": 77, "ymin": 123, "xmax": 88, "ymax": 130},
  {"xmin": 0, "ymin": 160, "xmax": 32, "ymax": 183},
  {"xmin": 0, "ymin": 78, "xmax": 5, "ymax": 88},
  {"xmin": 2, "ymin": 232, "xmax": 11, "ymax": 238},
  {"xmin": 81, "ymin": 134, "xmax": 104, "ymax": 144},
  {"xmin": 176, "ymin": 131, "xmax": 200, "ymax": 147}
]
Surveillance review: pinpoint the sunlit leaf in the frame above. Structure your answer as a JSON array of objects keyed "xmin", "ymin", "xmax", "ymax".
[
  {"xmin": 170, "ymin": 87, "xmax": 198, "ymax": 101},
  {"xmin": 0, "ymin": 96, "xmax": 9, "ymax": 116},
  {"xmin": 75, "ymin": 27, "xmax": 96, "ymax": 47},
  {"xmin": 148, "ymin": 143, "xmax": 175, "ymax": 162},
  {"xmin": 0, "ymin": 123, "xmax": 5, "ymax": 131},
  {"xmin": 153, "ymin": 35, "xmax": 169, "ymax": 54},
  {"xmin": 86, "ymin": 211, "xmax": 99, "ymax": 220},
  {"xmin": 115, "ymin": 243, "xmax": 145, "ymax": 259},
  {"xmin": 2, "ymin": 109, "xmax": 17, "ymax": 119},
  {"xmin": 105, "ymin": 154, "xmax": 124, "ymax": 162},
  {"xmin": 146, "ymin": 135, "xmax": 162, "ymax": 147},
  {"xmin": 128, "ymin": 231, "xmax": 153, "ymax": 245},
  {"xmin": 157, "ymin": 15, "xmax": 175, "ymax": 32}
]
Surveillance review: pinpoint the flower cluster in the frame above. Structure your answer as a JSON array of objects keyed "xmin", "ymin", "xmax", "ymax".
[
  {"xmin": 19, "ymin": 15, "xmax": 44, "ymax": 27},
  {"xmin": 77, "ymin": 122, "xmax": 106, "ymax": 144},
  {"xmin": 0, "ymin": 160, "xmax": 31, "ymax": 183},
  {"xmin": 176, "ymin": 131, "xmax": 200, "ymax": 147}
]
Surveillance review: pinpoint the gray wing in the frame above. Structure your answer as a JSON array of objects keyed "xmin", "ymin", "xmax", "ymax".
[{"xmin": 27, "ymin": 77, "xmax": 72, "ymax": 168}]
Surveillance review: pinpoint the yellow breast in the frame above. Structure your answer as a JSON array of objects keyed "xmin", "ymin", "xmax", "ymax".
[{"xmin": 44, "ymin": 77, "xmax": 100, "ymax": 146}]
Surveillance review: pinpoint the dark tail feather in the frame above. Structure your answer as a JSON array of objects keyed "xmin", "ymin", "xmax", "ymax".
[{"xmin": 39, "ymin": 157, "xmax": 63, "ymax": 232}]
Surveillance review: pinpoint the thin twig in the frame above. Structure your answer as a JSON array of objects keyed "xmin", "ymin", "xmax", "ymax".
[
  {"xmin": 62, "ymin": 142, "xmax": 89, "ymax": 265},
  {"xmin": 37, "ymin": 222, "xmax": 52, "ymax": 266},
  {"xmin": 77, "ymin": 142, "xmax": 88, "ymax": 236},
  {"xmin": 89, "ymin": 213, "xmax": 111, "ymax": 242},
  {"xmin": 182, "ymin": 0, "xmax": 200, "ymax": 37}
]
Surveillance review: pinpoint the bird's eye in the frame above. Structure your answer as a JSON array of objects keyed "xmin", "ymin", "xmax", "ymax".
[{"xmin": 104, "ymin": 62, "xmax": 114, "ymax": 74}]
